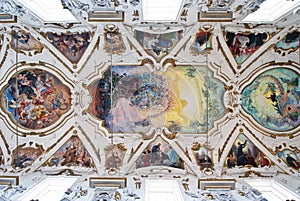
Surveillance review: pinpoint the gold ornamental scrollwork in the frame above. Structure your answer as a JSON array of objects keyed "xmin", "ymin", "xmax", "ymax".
[{"xmin": 162, "ymin": 128, "xmax": 178, "ymax": 140}]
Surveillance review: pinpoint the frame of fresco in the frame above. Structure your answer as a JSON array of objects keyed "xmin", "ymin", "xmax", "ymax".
[
  {"xmin": 0, "ymin": 62, "xmax": 74, "ymax": 136},
  {"xmin": 89, "ymin": 65, "xmax": 225, "ymax": 134}
]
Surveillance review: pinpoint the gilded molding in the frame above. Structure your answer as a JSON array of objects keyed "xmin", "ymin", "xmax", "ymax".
[
  {"xmin": 126, "ymin": 36, "xmax": 143, "ymax": 57},
  {"xmin": 216, "ymin": 36, "xmax": 236, "ymax": 74},
  {"xmin": 241, "ymin": 42, "xmax": 276, "ymax": 74},
  {"xmin": 162, "ymin": 129, "xmax": 178, "ymax": 140},
  {"xmin": 238, "ymin": 170, "xmax": 273, "ymax": 178},
  {"xmin": 211, "ymin": 62, "xmax": 231, "ymax": 81},
  {"xmin": 0, "ymin": 130, "xmax": 10, "ymax": 155},
  {"xmin": 243, "ymin": 124, "xmax": 274, "ymax": 155},
  {"xmin": 0, "ymin": 43, "xmax": 9, "ymax": 69},
  {"xmin": 46, "ymin": 168, "xmax": 82, "ymax": 176},
  {"xmin": 128, "ymin": 142, "xmax": 143, "ymax": 162},
  {"xmin": 104, "ymin": 143, "xmax": 127, "ymax": 152},
  {"xmin": 78, "ymin": 126, "xmax": 101, "ymax": 164},
  {"xmin": 162, "ymin": 58, "xmax": 176, "ymax": 68},
  {"xmin": 175, "ymin": 141, "xmax": 190, "ymax": 162},
  {"xmin": 44, "ymin": 46, "xmax": 72, "ymax": 73},
  {"xmin": 273, "ymin": 143, "xmax": 300, "ymax": 155},
  {"xmin": 140, "ymin": 58, "xmax": 154, "ymax": 69},
  {"xmin": 218, "ymin": 123, "xmax": 238, "ymax": 162},
  {"xmin": 45, "ymin": 126, "xmax": 74, "ymax": 153},
  {"xmin": 139, "ymin": 129, "xmax": 156, "ymax": 141},
  {"xmin": 77, "ymin": 33, "xmax": 98, "ymax": 74},
  {"xmin": 274, "ymin": 31, "xmax": 299, "ymax": 56}
]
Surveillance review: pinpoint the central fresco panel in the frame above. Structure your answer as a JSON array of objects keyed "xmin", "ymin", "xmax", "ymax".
[{"xmin": 89, "ymin": 65, "xmax": 225, "ymax": 133}]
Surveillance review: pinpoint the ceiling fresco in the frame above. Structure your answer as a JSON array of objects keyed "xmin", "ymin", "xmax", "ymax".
[
  {"xmin": 12, "ymin": 144, "xmax": 44, "ymax": 169},
  {"xmin": 225, "ymin": 133, "xmax": 272, "ymax": 169},
  {"xmin": 136, "ymin": 137, "xmax": 184, "ymax": 169},
  {"xmin": 241, "ymin": 68, "xmax": 300, "ymax": 132},
  {"xmin": 192, "ymin": 142, "xmax": 213, "ymax": 170},
  {"xmin": 47, "ymin": 135, "xmax": 94, "ymax": 168},
  {"xmin": 225, "ymin": 32, "xmax": 269, "ymax": 64},
  {"xmin": 88, "ymin": 65, "xmax": 225, "ymax": 133},
  {"xmin": 2, "ymin": 68, "xmax": 72, "ymax": 130},
  {"xmin": 275, "ymin": 31, "xmax": 300, "ymax": 54},
  {"xmin": 105, "ymin": 143, "xmax": 127, "ymax": 170},
  {"xmin": 135, "ymin": 30, "xmax": 183, "ymax": 61},
  {"xmin": 11, "ymin": 29, "xmax": 44, "ymax": 55},
  {"xmin": 103, "ymin": 25, "xmax": 126, "ymax": 54},
  {"xmin": 190, "ymin": 30, "xmax": 212, "ymax": 55},
  {"xmin": 46, "ymin": 32, "xmax": 92, "ymax": 64},
  {"xmin": 278, "ymin": 149, "xmax": 300, "ymax": 170},
  {"xmin": 0, "ymin": 0, "xmax": 299, "ymax": 200}
]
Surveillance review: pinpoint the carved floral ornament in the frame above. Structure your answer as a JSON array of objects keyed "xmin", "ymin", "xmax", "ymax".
[{"xmin": 0, "ymin": 0, "xmax": 26, "ymax": 16}]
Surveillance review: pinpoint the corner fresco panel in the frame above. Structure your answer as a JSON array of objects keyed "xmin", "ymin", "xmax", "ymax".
[
  {"xmin": 105, "ymin": 144, "xmax": 126, "ymax": 170},
  {"xmin": 226, "ymin": 134, "xmax": 271, "ymax": 169},
  {"xmin": 12, "ymin": 146, "xmax": 43, "ymax": 168},
  {"xmin": 47, "ymin": 136, "xmax": 93, "ymax": 167},
  {"xmin": 190, "ymin": 31, "xmax": 212, "ymax": 55},
  {"xmin": 135, "ymin": 30, "xmax": 182, "ymax": 61},
  {"xmin": 242, "ymin": 68, "xmax": 300, "ymax": 131},
  {"xmin": 136, "ymin": 139, "xmax": 183, "ymax": 169},
  {"xmin": 276, "ymin": 31, "xmax": 299, "ymax": 51},
  {"xmin": 193, "ymin": 146, "xmax": 213, "ymax": 169},
  {"xmin": 226, "ymin": 32, "xmax": 268, "ymax": 64},
  {"xmin": 2, "ymin": 69, "xmax": 71, "ymax": 129},
  {"xmin": 88, "ymin": 65, "xmax": 225, "ymax": 133},
  {"xmin": 47, "ymin": 32, "xmax": 91, "ymax": 63},
  {"xmin": 12, "ymin": 29, "xmax": 43, "ymax": 54},
  {"xmin": 277, "ymin": 150, "xmax": 300, "ymax": 170},
  {"xmin": 104, "ymin": 28, "xmax": 126, "ymax": 54}
]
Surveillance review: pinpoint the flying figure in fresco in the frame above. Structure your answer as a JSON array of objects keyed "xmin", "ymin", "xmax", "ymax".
[
  {"xmin": 286, "ymin": 154, "xmax": 299, "ymax": 169},
  {"xmin": 264, "ymin": 75, "xmax": 299, "ymax": 126}
]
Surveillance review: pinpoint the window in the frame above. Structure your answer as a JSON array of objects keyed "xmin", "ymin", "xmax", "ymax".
[
  {"xmin": 145, "ymin": 180, "xmax": 185, "ymax": 201},
  {"xmin": 245, "ymin": 179, "xmax": 300, "ymax": 201},
  {"xmin": 142, "ymin": 0, "xmax": 183, "ymax": 21},
  {"xmin": 17, "ymin": 0, "xmax": 77, "ymax": 23},
  {"xmin": 242, "ymin": 0, "xmax": 300, "ymax": 23},
  {"xmin": 17, "ymin": 176, "xmax": 78, "ymax": 201}
]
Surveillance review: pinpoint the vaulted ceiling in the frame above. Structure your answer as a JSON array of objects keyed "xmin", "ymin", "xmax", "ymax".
[{"xmin": 0, "ymin": 1, "xmax": 300, "ymax": 200}]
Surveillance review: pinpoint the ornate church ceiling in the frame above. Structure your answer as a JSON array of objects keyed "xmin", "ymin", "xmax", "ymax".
[{"xmin": 0, "ymin": 0, "xmax": 299, "ymax": 200}]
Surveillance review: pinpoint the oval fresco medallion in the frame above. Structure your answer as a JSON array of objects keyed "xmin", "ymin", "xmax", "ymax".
[
  {"xmin": 88, "ymin": 65, "xmax": 225, "ymax": 133},
  {"xmin": 242, "ymin": 68, "xmax": 300, "ymax": 131},
  {"xmin": 2, "ymin": 69, "xmax": 72, "ymax": 130}
]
